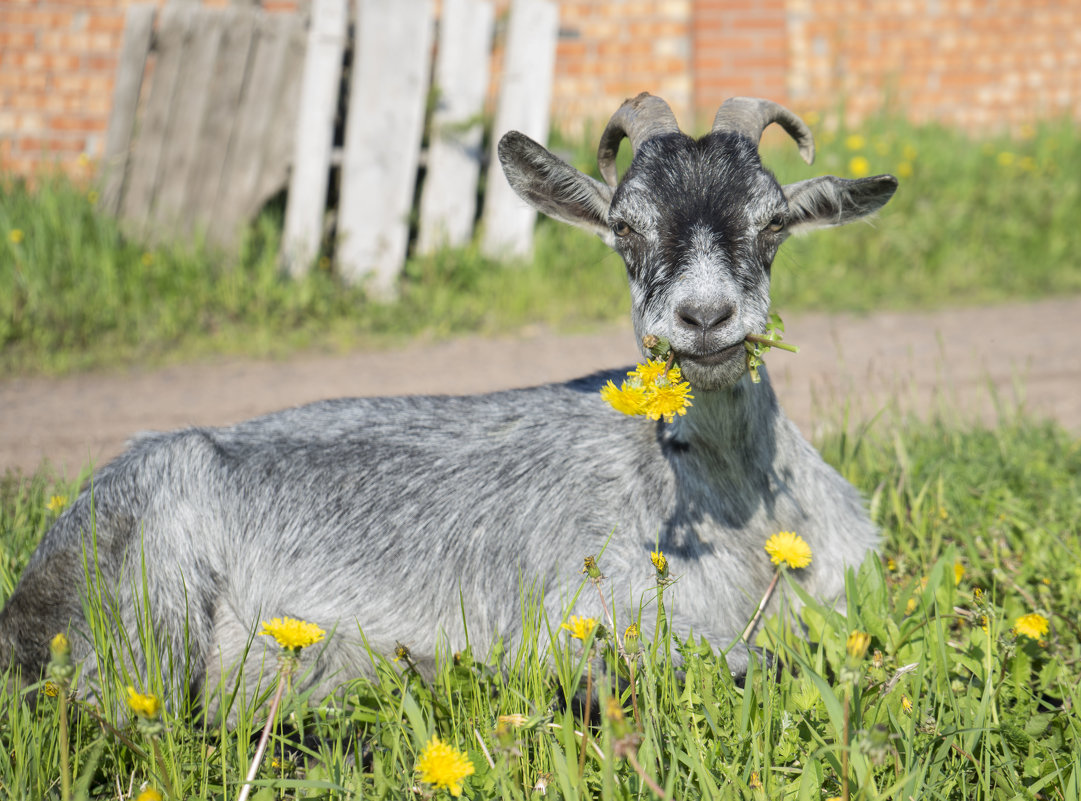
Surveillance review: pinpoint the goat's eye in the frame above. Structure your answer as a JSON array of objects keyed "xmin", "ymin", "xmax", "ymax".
[
  {"xmin": 612, "ymin": 221, "xmax": 634, "ymax": 238},
  {"xmin": 765, "ymin": 215, "xmax": 786, "ymax": 234}
]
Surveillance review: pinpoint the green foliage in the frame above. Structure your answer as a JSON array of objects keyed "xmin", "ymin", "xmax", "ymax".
[
  {"xmin": 3, "ymin": 115, "xmax": 1081, "ymax": 376},
  {"xmin": 1, "ymin": 417, "xmax": 1079, "ymax": 799}
]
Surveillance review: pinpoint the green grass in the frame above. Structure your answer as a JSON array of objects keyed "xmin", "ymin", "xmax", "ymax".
[
  {"xmin": 3, "ymin": 114, "xmax": 1081, "ymax": 377},
  {"xmin": 2, "ymin": 416, "xmax": 1079, "ymax": 799}
]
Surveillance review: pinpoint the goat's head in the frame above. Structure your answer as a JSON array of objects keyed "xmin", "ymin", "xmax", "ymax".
[{"xmin": 498, "ymin": 93, "xmax": 898, "ymax": 391}]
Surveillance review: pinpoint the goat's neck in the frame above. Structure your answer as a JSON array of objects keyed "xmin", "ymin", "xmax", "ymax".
[{"xmin": 671, "ymin": 370, "xmax": 781, "ymax": 457}]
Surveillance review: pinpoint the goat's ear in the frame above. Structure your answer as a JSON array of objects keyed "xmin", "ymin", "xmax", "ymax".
[
  {"xmin": 782, "ymin": 174, "xmax": 898, "ymax": 234},
  {"xmin": 498, "ymin": 131, "xmax": 615, "ymax": 243}
]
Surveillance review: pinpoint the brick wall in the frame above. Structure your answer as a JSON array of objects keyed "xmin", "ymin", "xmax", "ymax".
[{"xmin": 2, "ymin": 0, "xmax": 1079, "ymax": 179}]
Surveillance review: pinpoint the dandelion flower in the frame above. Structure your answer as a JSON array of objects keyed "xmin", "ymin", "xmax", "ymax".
[
  {"xmin": 848, "ymin": 156, "xmax": 871, "ymax": 178},
  {"xmin": 1013, "ymin": 612, "xmax": 1049, "ymax": 640},
  {"xmin": 135, "ymin": 789, "xmax": 163, "ymax": 801},
  {"xmin": 600, "ymin": 379, "xmax": 648, "ymax": 416},
  {"xmin": 601, "ymin": 359, "xmax": 693, "ymax": 423},
  {"xmin": 904, "ymin": 597, "xmax": 918, "ymax": 615},
  {"xmin": 259, "ymin": 617, "xmax": 325, "ymax": 651},
  {"xmin": 953, "ymin": 562, "xmax": 965, "ymax": 585},
  {"xmin": 126, "ymin": 687, "xmax": 160, "ymax": 719},
  {"xmin": 643, "ymin": 379, "xmax": 694, "ymax": 423},
  {"xmin": 8, "ymin": 229, "xmax": 24, "ymax": 245},
  {"xmin": 763, "ymin": 531, "xmax": 812, "ymax": 569},
  {"xmin": 900, "ymin": 695, "xmax": 913, "ymax": 714},
  {"xmin": 896, "ymin": 161, "xmax": 913, "ymax": 178},
  {"xmin": 416, "ymin": 735, "xmax": 475, "ymax": 797},
  {"xmin": 561, "ymin": 615, "xmax": 598, "ymax": 641},
  {"xmin": 650, "ymin": 550, "xmax": 667, "ymax": 573},
  {"xmin": 749, "ymin": 770, "xmax": 762, "ymax": 789},
  {"xmin": 46, "ymin": 495, "xmax": 68, "ymax": 514},
  {"xmin": 846, "ymin": 630, "xmax": 871, "ymax": 661}
]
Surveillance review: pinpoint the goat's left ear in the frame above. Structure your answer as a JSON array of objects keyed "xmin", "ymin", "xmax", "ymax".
[
  {"xmin": 498, "ymin": 131, "xmax": 615, "ymax": 243},
  {"xmin": 782, "ymin": 174, "xmax": 898, "ymax": 234}
]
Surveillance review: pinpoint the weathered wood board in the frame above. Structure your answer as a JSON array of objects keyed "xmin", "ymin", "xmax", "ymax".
[
  {"xmin": 281, "ymin": 0, "xmax": 348, "ymax": 277},
  {"xmin": 336, "ymin": 0, "xmax": 435, "ymax": 295},
  {"xmin": 481, "ymin": 0, "xmax": 559, "ymax": 259},
  {"xmin": 416, "ymin": 0, "xmax": 494, "ymax": 254}
]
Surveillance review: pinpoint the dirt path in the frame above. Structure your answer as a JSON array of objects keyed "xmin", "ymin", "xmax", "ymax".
[{"xmin": 3, "ymin": 296, "xmax": 1079, "ymax": 479}]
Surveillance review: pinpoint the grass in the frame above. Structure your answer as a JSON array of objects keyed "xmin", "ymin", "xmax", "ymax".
[
  {"xmin": 1, "ymin": 415, "xmax": 1079, "ymax": 799},
  {"xmin": 3, "ymin": 114, "xmax": 1081, "ymax": 377}
]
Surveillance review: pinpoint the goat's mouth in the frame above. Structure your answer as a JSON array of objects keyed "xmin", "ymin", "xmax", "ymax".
[{"xmin": 677, "ymin": 341, "xmax": 744, "ymax": 368}]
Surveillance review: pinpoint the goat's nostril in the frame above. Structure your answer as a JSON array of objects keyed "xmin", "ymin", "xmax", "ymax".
[{"xmin": 676, "ymin": 303, "xmax": 735, "ymax": 332}]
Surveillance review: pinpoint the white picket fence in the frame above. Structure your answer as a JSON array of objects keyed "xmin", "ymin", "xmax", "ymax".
[{"xmin": 104, "ymin": 0, "xmax": 559, "ymax": 297}]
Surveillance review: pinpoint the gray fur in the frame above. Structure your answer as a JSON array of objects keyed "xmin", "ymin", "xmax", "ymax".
[{"xmin": 0, "ymin": 95, "xmax": 897, "ymax": 710}]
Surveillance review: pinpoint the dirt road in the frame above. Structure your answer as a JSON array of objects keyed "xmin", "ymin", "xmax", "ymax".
[{"xmin": 3, "ymin": 296, "xmax": 1079, "ymax": 479}]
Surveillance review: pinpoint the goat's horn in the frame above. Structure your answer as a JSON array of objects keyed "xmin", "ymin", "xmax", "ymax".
[
  {"xmin": 596, "ymin": 92, "xmax": 680, "ymax": 188},
  {"xmin": 711, "ymin": 97, "xmax": 815, "ymax": 165}
]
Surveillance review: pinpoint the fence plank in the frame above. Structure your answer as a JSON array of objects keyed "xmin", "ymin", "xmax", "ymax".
[
  {"xmin": 337, "ymin": 0, "xmax": 434, "ymax": 295},
  {"xmin": 281, "ymin": 0, "xmax": 348, "ymax": 276},
  {"xmin": 153, "ymin": 9, "xmax": 226, "ymax": 234},
  {"xmin": 208, "ymin": 13, "xmax": 293, "ymax": 246},
  {"xmin": 416, "ymin": 0, "xmax": 494, "ymax": 254},
  {"xmin": 183, "ymin": 7, "xmax": 257, "ymax": 242},
  {"xmin": 481, "ymin": 0, "xmax": 558, "ymax": 258},
  {"xmin": 99, "ymin": 4, "xmax": 156, "ymax": 216},
  {"xmin": 120, "ymin": 2, "xmax": 195, "ymax": 233},
  {"xmin": 255, "ymin": 16, "xmax": 307, "ymax": 214}
]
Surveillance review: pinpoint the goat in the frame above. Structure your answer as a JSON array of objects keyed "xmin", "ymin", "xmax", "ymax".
[{"xmin": 0, "ymin": 94, "xmax": 897, "ymax": 711}]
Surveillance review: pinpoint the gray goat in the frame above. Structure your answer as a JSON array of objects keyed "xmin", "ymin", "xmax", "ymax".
[{"xmin": 0, "ymin": 94, "xmax": 897, "ymax": 708}]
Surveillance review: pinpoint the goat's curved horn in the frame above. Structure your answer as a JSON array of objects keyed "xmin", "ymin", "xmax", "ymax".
[
  {"xmin": 711, "ymin": 97, "xmax": 815, "ymax": 165},
  {"xmin": 596, "ymin": 92, "xmax": 680, "ymax": 188}
]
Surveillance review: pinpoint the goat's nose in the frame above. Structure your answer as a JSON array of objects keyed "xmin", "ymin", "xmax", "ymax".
[{"xmin": 675, "ymin": 301, "xmax": 735, "ymax": 333}]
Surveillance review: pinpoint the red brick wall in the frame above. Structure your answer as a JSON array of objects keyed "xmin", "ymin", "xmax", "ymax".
[
  {"xmin": 786, "ymin": 0, "xmax": 1081, "ymax": 131},
  {"xmin": 2, "ymin": 0, "xmax": 1080, "ymax": 179}
]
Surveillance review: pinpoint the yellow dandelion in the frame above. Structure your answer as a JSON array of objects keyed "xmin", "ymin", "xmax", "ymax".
[
  {"xmin": 416, "ymin": 735, "xmax": 475, "ymax": 797},
  {"xmin": 886, "ymin": 557, "xmax": 897, "ymax": 571},
  {"xmin": 46, "ymin": 494, "xmax": 68, "ymax": 514},
  {"xmin": 896, "ymin": 161, "xmax": 913, "ymax": 179},
  {"xmin": 900, "ymin": 695, "xmax": 913, "ymax": 714},
  {"xmin": 8, "ymin": 229, "xmax": 24, "ymax": 245},
  {"xmin": 1013, "ymin": 612, "xmax": 1049, "ymax": 640},
  {"xmin": 905, "ymin": 597, "xmax": 918, "ymax": 615},
  {"xmin": 650, "ymin": 550, "xmax": 667, "ymax": 573},
  {"xmin": 749, "ymin": 770, "xmax": 762, "ymax": 789},
  {"xmin": 561, "ymin": 615, "xmax": 598, "ymax": 641},
  {"xmin": 135, "ymin": 789, "xmax": 163, "ymax": 801},
  {"xmin": 632, "ymin": 359, "xmax": 668, "ymax": 385},
  {"xmin": 624, "ymin": 623, "xmax": 639, "ymax": 640},
  {"xmin": 643, "ymin": 380, "xmax": 694, "ymax": 423},
  {"xmin": 259, "ymin": 617, "xmax": 325, "ymax": 651},
  {"xmin": 86, "ymin": 190, "xmax": 99, "ymax": 205},
  {"xmin": 763, "ymin": 531, "xmax": 812, "ymax": 569},
  {"xmin": 51, "ymin": 632, "xmax": 70, "ymax": 655},
  {"xmin": 600, "ymin": 379, "xmax": 648, "ymax": 416},
  {"xmin": 126, "ymin": 687, "xmax": 160, "ymax": 719},
  {"xmin": 42, "ymin": 681, "xmax": 60, "ymax": 697},
  {"xmin": 902, "ymin": 144, "xmax": 918, "ymax": 161},
  {"xmin": 953, "ymin": 562, "xmax": 965, "ymax": 586},
  {"xmin": 996, "ymin": 151, "xmax": 1015, "ymax": 167},
  {"xmin": 844, "ymin": 134, "xmax": 866, "ymax": 151},
  {"xmin": 141, "ymin": 252, "xmax": 154, "ymax": 267},
  {"xmin": 846, "ymin": 630, "xmax": 871, "ymax": 661},
  {"xmin": 802, "ymin": 110, "xmax": 821, "ymax": 127},
  {"xmin": 848, "ymin": 156, "xmax": 871, "ymax": 178},
  {"xmin": 1018, "ymin": 156, "xmax": 1037, "ymax": 172}
]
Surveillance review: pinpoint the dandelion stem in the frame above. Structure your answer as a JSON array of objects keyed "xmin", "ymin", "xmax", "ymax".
[
  {"xmin": 58, "ymin": 691, "xmax": 71, "ymax": 801},
  {"xmin": 744, "ymin": 333, "xmax": 799, "ymax": 352},
  {"xmin": 842, "ymin": 691, "xmax": 850, "ymax": 801},
  {"xmin": 473, "ymin": 727, "xmax": 496, "ymax": 770},
  {"xmin": 741, "ymin": 568, "xmax": 781, "ymax": 643},
  {"xmin": 626, "ymin": 752, "xmax": 669, "ymax": 800},
  {"xmin": 577, "ymin": 659, "xmax": 593, "ymax": 780},
  {"xmin": 237, "ymin": 670, "xmax": 287, "ymax": 801}
]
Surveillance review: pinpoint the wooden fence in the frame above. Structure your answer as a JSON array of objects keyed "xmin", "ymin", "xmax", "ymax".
[{"xmin": 102, "ymin": 0, "xmax": 558, "ymax": 297}]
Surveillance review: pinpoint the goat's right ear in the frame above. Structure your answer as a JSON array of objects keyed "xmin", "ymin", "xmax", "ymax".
[{"xmin": 497, "ymin": 131, "xmax": 615, "ymax": 244}]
